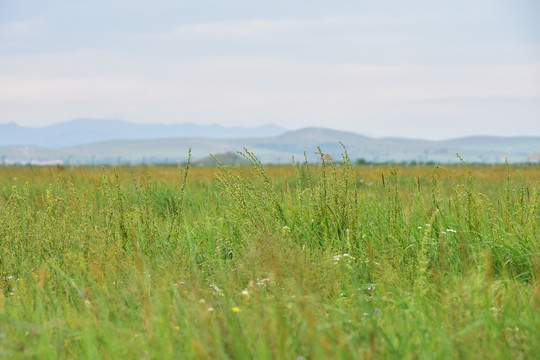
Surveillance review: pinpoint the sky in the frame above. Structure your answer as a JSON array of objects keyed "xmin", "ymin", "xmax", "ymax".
[{"xmin": 1, "ymin": 0, "xmax": 539, "ymax": 140}]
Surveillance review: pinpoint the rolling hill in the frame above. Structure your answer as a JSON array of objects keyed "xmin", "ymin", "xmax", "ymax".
[{"xmin": 1, "ymin": 121, "xmax": 539, "ymax": 165}]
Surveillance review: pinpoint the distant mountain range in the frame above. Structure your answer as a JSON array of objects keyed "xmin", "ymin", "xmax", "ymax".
[
  {"xmin": 1, "ymin": 119, "xmax": 539, "ymax": 165},
  {"xmin": 0, "ymin": 119, "xmax": 287, "ymax": 148}
]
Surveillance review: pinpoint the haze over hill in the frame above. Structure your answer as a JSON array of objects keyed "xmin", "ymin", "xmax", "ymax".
[
  {"xmin": 1, "ymin": 119, "xmax": 539, "ymax": 165},
  {"xmin": 0, "ymin": 119, "xmax": 287, "ymax": 148}
]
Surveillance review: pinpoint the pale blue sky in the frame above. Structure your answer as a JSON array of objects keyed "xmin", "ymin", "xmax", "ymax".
[{"xmin": 1, "ymin": 0, "xmax": 539, "ymax": 139}]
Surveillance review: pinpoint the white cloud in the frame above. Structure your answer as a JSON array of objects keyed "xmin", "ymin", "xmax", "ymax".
[
  {"xmin": 0, "ymin": 20, "xmax": 40, "ymax": 37},
  {"xmin": 1, "ymin": 50, "xmax": 539, "ymax": 138},
  {"xmin": 150, "ymin": 10, "xmax": 488, "ymax": 39},
  {"xmin": 147, "ymin": 15, "xmax": 422, "ymax": 40},
  {"xmin": 165, "ymin": 19, "xmax": 301, "ymax": 38}
]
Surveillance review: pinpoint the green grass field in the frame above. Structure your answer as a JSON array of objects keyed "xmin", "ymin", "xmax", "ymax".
[{"xmin": 1, "ymin": 150, "xmax": 539, "ymax": 359}]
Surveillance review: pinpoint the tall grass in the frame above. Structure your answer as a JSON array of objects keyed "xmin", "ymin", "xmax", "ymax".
[{"xmin": 0, "ymin": 152, "xmax": 539, "ymax": 359}]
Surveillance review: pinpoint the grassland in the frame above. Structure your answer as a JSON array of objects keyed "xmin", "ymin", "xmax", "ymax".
[{"xmin": 0, "ymin": 150, "xmax": 539, "ymax": 359}]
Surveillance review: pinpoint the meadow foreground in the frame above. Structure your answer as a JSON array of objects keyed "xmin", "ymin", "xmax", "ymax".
[{"xmin": 1, "ymin": 154, "xmax": 539, "ymax": 359}]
